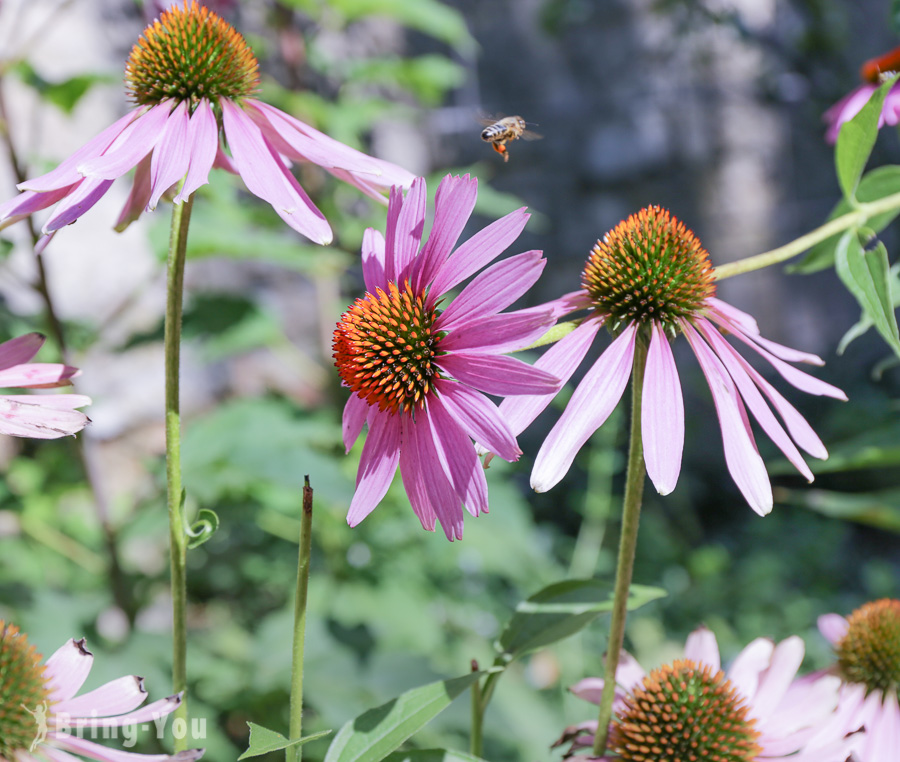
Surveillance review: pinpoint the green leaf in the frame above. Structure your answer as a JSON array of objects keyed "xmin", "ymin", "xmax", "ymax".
[
  {"xmin": 496, "ymin": 579, "xmax": 665, "ymax": 661},
  {"xmin": 12, "ymin": 61, "xmax": 113, "ymax": 114},
  {"xmin": 383, "ymin": 751, "xmax": 491, "ymax": 762},
  {"xmin": 793, "ymin": 166, "xmax": 900, "ymax": 274},
  {"xmin": 238, "ymin": 722, "xmax": 331, "ymax": 760},
  {"xmin": 186, "ymin": 508, "xmax": 220, "ymax": 550},
  {"xmin": 521, "ymin": 321, "xmax": 578, "ymax": 351},
  {"xmin": 834, "ymin": 230, "xmax": 900, "ymax": 358},
  {"xmin": 835, "ymin": 74, "xmax": 900, "ymax": 201},
  {"xmin": 777, "ymin": 487, "xmax": 900, "ymax": 533},
  {"xmin": 837, "ymin": 263, "xmax": 900, "ymax": 354},
  {"xmin": 324, "ymin": 673, "xmax": 481, "ymax": 762}
]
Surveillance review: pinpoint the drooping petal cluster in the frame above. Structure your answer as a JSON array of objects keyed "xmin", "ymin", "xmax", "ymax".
[
  {"xmin": 0, "ymin": 1, "xmax": 414, "ymax": 244},
  {"xmin": 501, "ymin": 206, "xmax": 845, "ymax": 515},
  {"xmin": 823, "ymin": 44, "xmax": 900, "ymax": 143},
  {"xmin": 555, "ymin": 627, "xmax": 859, "ymax": 762},
  {"xmin": 334, "ymin": 174, "xmax": 561, "ymax": 540},
  {"xmin": 0, "ymin": 333, "xmax": 90, "ymax": 439},
  {"xmin": 811, "ymin": 600, "xmax": 900, "ymax": 762},
  {"xmin": 0, "ymin": 622, "xmax": 203, "ymax": 762}
]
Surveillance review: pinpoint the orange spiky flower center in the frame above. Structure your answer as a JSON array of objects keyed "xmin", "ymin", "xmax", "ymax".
[
  {"xmin": 836, "ymin": 599, "xmax": 900, "ymax": 696},
  {"xmin": 333, "ymin": 281, "xmax": 442, "ymax": 415},
  {"xmin": 609, "ymin": 659, "xmax": 762, "ymax": 762},
  {"xmin": 0, "ymin": 621, "xmax": 50, "ymax": 756},
  {"xmin": 126, "ymin": 0, "xmax": 259, "ymax": 108},
  {"xmin": 582, "ymin": 206, "xmax": 715, "ymax": 334}
]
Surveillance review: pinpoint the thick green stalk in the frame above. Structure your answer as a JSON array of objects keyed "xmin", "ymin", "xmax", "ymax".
[
  {"xmin": 714, "ymin": 191, "xmax": 900, "ymax": 280},
  {"xmin": 165, "ymin": 193, "xmax": 195, "ymax": 751},
  {"xmin": 591, "ymin": 337, "xmax": 649, "ymax": 758},
  {"xmin": 287, "ymin": 477, "xmax": 314, "ymax": 762}
]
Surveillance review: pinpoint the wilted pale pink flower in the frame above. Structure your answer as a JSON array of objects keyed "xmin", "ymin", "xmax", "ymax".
[
  {"xmin": 0, "ymin": 332, "xmax": 90, "ymax": 438},
  {"xmin": 824, "ymin": 45, "xmax": 900, "ymax": 143},
  {"xmin": 555, "ymin": 627, "xmax": 858, "ymax": 762},
  {"xmin": 810, "ymin": 599, "xmax": 900, "ymax": 761},
  {"xmin": 500, "ymin": 206, "xmax": 845, "ymax": 516},
  {"xmin": 333, "ymin": 174, "xmax": 561, "ymax": 540},
  {"xmin": 0, "ymin": 621, "xmax": 202, "ymax": 762},
  {"xmin": 0, "ymin": 1, "xmax": 413, "ymax": 245}
]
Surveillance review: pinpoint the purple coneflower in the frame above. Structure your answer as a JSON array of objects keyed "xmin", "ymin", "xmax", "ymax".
[
  {"xmin": 0, "ymin": 333, "xmax": 89, "ymax": 438},
  {"xmin": 811, "ymin": 599, "xmax": 900, "ymax": 761},
  {"xmin": 500, "ymin": 206, "xmax": 845, "ymax": 516},
  {"xmin": 555, "ymin": 627, "xmax": 858, "ymax": 762},
  {"xmin": 0, "ymin": 621, "xmax": 202, "ymax": 762},
  {"xmin": 0, "ymin": 1, "xmax": 413, "ymax": 244},
  {"xmin": 823, "ymin": 45, "xmax": 900, "ymax": 143},
  {"xmin": 333, "ymin": 174, "xmax": 561, "ymax": 540}
]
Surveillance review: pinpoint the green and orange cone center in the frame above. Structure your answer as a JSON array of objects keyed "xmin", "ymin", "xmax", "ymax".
[
  {"xmin": 126, "ymin": 0, "xmax": 259, "ymax": 108},
  {"xmin": 334, "ymin": 281, "xmax": 442, "ymax": 415},
  {"xmin": 610, "ymin": 659, "xmax": 762, "ymax": 762},
  {"xmin": 836, "ymin": 599, "xmax": 900, "ymax": 696},
  {"xmin": 0, "ymin": 621, "xmax": 50, "ymax": 757},
  {"xmin": 583, "ymin": 206, "xmax": 715, "ymax": 334}
]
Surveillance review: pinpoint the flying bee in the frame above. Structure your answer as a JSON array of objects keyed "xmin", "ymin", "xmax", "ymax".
[{"xmin": 479, "ymin": 115, "xmax": 542, "ymax": 162}]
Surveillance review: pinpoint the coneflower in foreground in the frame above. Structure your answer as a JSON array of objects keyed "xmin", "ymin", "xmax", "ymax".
[
  {"xmin": 333, "ymin": 174, "xmax": 560, "ymax": 540},
  {"xmin": 0, "ymin": 621, "xmax": 202, "ymax": 761},
  {"xmin": 0, "ymin": 333, "xmax": 90, "ymax": 438},
  {"xmin": 500, "ymin": 206, "xmax": 845, "ymax": 515},
  {"xmin": 0, "ymin": 1, "xmax": 413, "ymax": 244},
  {"xmin": 554, "ymin": 627, "xmax": 860, "ymax": 762}
]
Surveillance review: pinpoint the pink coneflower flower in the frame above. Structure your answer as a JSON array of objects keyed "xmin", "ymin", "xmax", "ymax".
[
  {"xmin": 0, "ymin": 1, "xmax": 413, "ymax": 245},
  {"xmin": 0, "ymin": 621, "xmax": 203, "ymax": 761},
  {"xmin": 500, "ymin": 206, "xmax": 845, "ymax": 516},
  {"xmin": 333, "ymin": 174, "xmax": 561, "ymax": 540},
  {"xmin": 555, "ymin": 627, "xmax": 857, "ymax": 762},
  {"xmin": 0, "ymin": 332, "xmax": 90, "ymax": 438},
  {"xmin": 823, "ymin": 45, "xmax": 900, "ymax": 143},
  {"xmin": 813, "ymin": 599, "xmax": 900, "ymax": 761}
]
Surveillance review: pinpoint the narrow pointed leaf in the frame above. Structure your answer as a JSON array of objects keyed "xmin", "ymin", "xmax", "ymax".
[
  {"xmin": 496, "ymin": 579, "xmax": 665, "ymax": 661},
  {"xmin": 324, "ymin": 673, "xmax": 481, "ymax": 762},
  {"xmin": 777, "ymin": 486, "xmax": 900, "ymax": 533},
  {"xmin": 238, "ymin": 723, "xmax": 331, "ymax": 760}
]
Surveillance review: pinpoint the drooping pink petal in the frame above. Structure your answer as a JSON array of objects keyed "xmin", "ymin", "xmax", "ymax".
[
  {"xmin": 361, "ymin": 227, "xmax": 386, "ymax": 293},
  {"xmin": 439, "ymin": 308, "xmax": 554, "ymax": 354},
  {"xmin": 498, "ymin": 316, "xmax": 604, "ymax": 436},
  {"xmin": 53, "ymin": 735, "xmax": 203, "ymax": 762},
  {"xmin": 0, "ymin": 187, "xmax": 74, "ymax": 228},
  {"xmin": 411, "ymin": 174, "xmax": 478, "ymax": 293},
  {"xmin": 438, "ymin": 352, "xmax": 560, "ymax": 396},
  {"xmin": 697, "ymin": 319, "xmax": 813, "ymax": 481},
  {"xmin": 346, "ymin": 411, "xmax": 401, "ymax": 527},
  {"xmin": 54, "ymin": 675, "xmax": 147, "ymax": 718},
  {"xmin": 381, "ymin": 185, "xmax": 404, "ymax": 284},
  {"xmin": 749, "ymin": 635, "xmax": 805, "ymax": 719},
  {"xmin": 437, "ymin": 250, "xmax": 545, "ymax": 328},
  {"xmin": 77, "ymin": 102, "xmax": 171, "ymax": 180},
  {"xmin": 18, "ymin": 111, "xmax": 139, "ymax": 192},
  {"xmin": 684, "ymin": 627, "xmax": 720, "ymax": 673},
  {"xmin": 114, "ymin": 155, "xmax": 153, "ymax": 232},
  {"xmin": 175, "ymin": 98, "xmax": 219, "ymax": 202},
  {"xmin": 435, "ymin": 379, "xmax": 520, "ymax": 462},
  {"xmin": 64, "ymin": 695, "xmax": 183, "ymax": 729},
  {"xmin": 683, "ymin": 322, "xmax": 773, "ymax": 515},
  {"xmin": 327, "ymin": 162, "xmax": 414, "ymax": 205},
  {"xmin": 536, "ymin": 290, "xmax": 594, "ymax": 320},
  {"xmin": 43, "ymin": 178, "xmax": 114, "ymax": 233},
  {"xmin": 247, "ymin": 99, "xmax": 384, "ymax": 175},
  {"xmin": 531, "ymin": 323, "xmax": 636, "ymax": 493},
  {"xmin": 391, "ymin": 176, "xmax": 427, "ymax": 280},
  {"xmin": 817, "ymin": 613, "xmax": 849, "ymax": 645},
  {"xmin": 398, "ymin": 417, "xmax": 437, "ymax": 532},
  {"xmin": 642, "ymin": 321, "xmax": 684, "ymax": 495},
  {"xmin": 765, "ymin": 675, "xmax": 842, "ymax": 741},
  {"xmin": 429, "ymin": 206, "xmax": 530, "ymax": 298},
  {"xmin": 705, "ymin": 296, "xmax": 760, "ymax": 335},
  {"xmin": 342, "ymin": 393, "xmax": 369, "ymax": 453},
  {"xmin": 3, "ymin": 394, "xmax": 91, "ymax": 410},
  {"xmin": 725, "ymin": 637, "xmax": 774, "ymax": 705},
  {"xmin": 0, "ymin": 397, "xmax": 90, "ymax": 438},
  {"xmin": 0, "ymin": 362, "xmax": 78, "ymax": 388},
  {"xmin": 45, "ymin": 638, "xmax": 93, "ymax": 702},
  {"xmin": 148, "ymin": 100, "xmax": 192, "ymax": 209},
  {"xmin": 0, "ymin": 333, "xmax": 44, "ymax": 369},
  {"xmin": 220, "ymin": 98, "xmax": 332, "ymax": 245},
  {"xmin": 427, "ymin": 395, "xmax": 488, "ymax": 517}
]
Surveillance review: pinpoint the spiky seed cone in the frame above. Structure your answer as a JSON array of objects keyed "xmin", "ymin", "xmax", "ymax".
[
  {"xmin": 837, "ymin": 599, "xmax": 900, "ymax": 696},
  {"xmin": 0, "ymin": 621, "xmax": 50, "ymax": 757}
]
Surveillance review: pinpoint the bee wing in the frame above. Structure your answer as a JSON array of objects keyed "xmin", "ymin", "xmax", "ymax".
[
  {"xmin": 521, "ymin": 129, "xmax": 543, "ymax": 141},
  {"xmin": 477, "ymin": 112, "xmax": 508, "ymax": 126}
]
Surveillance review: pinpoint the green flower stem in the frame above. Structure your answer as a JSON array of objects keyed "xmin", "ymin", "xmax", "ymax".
[
  {"xmin": 470, "ymin": 662, "xmax": 483, "ymax": 758},
  {"xmin": 591, "ymin": 336, "xmax": 649, "ymax": 758},
  {"xmin": 287, "ymin": 477, "xmax": 314, "ymax": 762},
  {"xmin": 165, "ymin": 193, "xmax": 195, "ymax": 752},
  {"xmin": 714, "ymin": 190, "xmax": 900, "ymax": 281}
]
